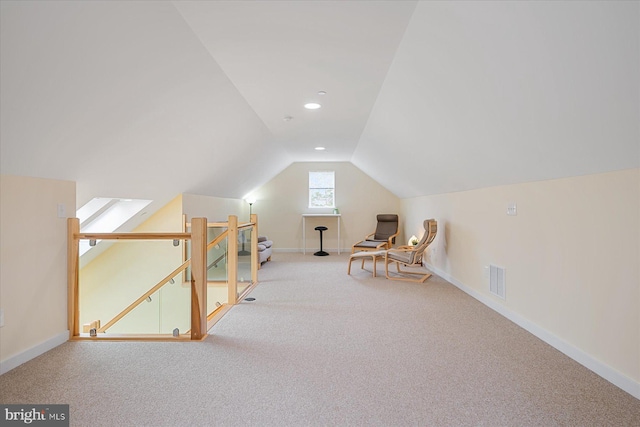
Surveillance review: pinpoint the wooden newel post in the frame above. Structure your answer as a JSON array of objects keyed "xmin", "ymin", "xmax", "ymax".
[
  {"xmin": 67, "ymin": 218, "xmax": 80, "ymax": 339},
  {"xmin": 190, "ymin": 217, "xmax": 208, "ymax": 340},
  {"xmin": 228, "ymin": 215, "xmax": 238, "ymax": 305}
]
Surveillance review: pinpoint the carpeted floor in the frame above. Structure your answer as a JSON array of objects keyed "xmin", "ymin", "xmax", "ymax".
[{"xmin": 1, "ymin": 253, "xmax": 639, "ymax": 426}]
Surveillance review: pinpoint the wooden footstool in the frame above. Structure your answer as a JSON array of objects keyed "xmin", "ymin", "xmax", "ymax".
[{"xmin": 347, "ymin": 250, "xmax": 387, "ymax": 277}]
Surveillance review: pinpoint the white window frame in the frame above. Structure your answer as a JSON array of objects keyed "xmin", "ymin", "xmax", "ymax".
[{"xmin": 308, "ymin": 171, "xmax": 335, "ymax": 209}]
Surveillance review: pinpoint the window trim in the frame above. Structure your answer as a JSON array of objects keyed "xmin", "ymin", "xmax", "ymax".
[{"xmin": 308, "ymin": 171, "xmax": 335, "ymax": 209}]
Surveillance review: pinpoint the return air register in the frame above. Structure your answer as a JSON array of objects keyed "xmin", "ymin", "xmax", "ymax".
[{"xmin": 489, "ymin": 265, "xmax": 506, "ymax": 299}]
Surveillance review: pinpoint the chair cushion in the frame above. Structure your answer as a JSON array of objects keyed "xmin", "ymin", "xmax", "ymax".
[
  {"xmin": 387, "ymin": 251, "xmax": 412, "ymax": 264},
  {"xmin": 354, "ymin": 240, "xmax": 386, "ymax": 249},
  {"xmin": 350, "ymin": 250, "xmax": 386, "ymax": 259},
  {"xmin": 257, "ymin": 237, "xmax": 273, "ymax": 248},
  {"xmin": 373, "ymin": 214, "xmax": 398, "ymax": 240}
]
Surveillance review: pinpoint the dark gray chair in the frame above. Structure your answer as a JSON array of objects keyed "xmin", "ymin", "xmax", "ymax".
[{"xmin": 351, "ymin": 214, "xmax": 399, "ymax": 253}]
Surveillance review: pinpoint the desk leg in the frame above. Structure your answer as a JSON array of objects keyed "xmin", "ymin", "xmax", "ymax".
[
  {"xmin": 337, "ymin": 216, "xmax": 341, "ymax": 254},
  {"xmin": 302, "ymin": 216, "xmax": 306, "ymax": 254}
]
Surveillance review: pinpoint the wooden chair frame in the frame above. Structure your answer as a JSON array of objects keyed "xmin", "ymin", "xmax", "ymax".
[{"xmin": 384, "ymin": 219, "xmax": 437, "ymax": 283}]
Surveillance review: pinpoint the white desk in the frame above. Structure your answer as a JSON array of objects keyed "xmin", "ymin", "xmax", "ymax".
[{"xmin": 302, "ymin": 214, "xmax": 341, "ymax": 254}]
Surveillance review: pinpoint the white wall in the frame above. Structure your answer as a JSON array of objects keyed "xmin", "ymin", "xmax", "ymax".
[
  {"xmin": 0, "ymin": 174, "xmax": 75, "ymax": 373},
  {"xmin": 401, "ymin": 169, "xmax": 640, "ymax": 398},
  {"xmin": 247, "ymin": 162, "xmax": 401, "ymax": 252},
  {"xmin": 182, "ymin": 193, "xmax": 245, "ymax": 224}
]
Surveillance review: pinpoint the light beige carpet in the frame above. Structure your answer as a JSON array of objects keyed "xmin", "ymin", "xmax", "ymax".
[{"xmin": 1, "ymin": 253, "xmax": 639, "ymax": 426}]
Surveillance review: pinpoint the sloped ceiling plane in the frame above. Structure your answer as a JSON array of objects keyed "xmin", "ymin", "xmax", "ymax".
[{"xmin": 1, "ymin": 1, "xmax": 637, "ymax": 205}]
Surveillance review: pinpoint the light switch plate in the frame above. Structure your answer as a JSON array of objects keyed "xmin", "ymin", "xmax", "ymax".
[
  {"xmin": 507, "ymin": 202, "xmax": 517, "ymax": 216},
  {"xmin": 57, "ymin": 203, "xmax": 66, "ymax": 218}
]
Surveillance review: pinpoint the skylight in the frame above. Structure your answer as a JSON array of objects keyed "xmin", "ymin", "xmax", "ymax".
[{"xmin": 78, "ymin": 198, "xmax": 152, "ymax": 256}]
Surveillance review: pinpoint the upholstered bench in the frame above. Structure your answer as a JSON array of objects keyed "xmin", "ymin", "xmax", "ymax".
[{"xmin": 347, "ymin": 250, "xmax": 387, "ymax": 277}]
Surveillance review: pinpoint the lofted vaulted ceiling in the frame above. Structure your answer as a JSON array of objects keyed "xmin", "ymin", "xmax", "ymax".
[{"xmin": 1, "ymin": 1, "xmax": 637, "ymax": 205}]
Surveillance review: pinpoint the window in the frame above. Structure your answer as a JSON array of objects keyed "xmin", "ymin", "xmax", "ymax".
[
  {"xmin": 309, "ymin": 171, "xmax": 335, "ymax": 208},
  {"xmin": 77, "ymin": 197, "xmax": 152, "ymax": 256}
]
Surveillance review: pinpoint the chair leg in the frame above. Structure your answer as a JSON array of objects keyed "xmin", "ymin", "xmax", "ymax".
[
  {"xmin": 385, "ymin": 260, "xmax": 432, "ymax": 283},
  {"xmin": 349, "ymin": 253, "xmax": 382, "ymax": 278}
]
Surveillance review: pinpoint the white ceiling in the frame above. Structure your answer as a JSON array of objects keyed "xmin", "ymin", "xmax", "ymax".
[
  {"xmin": 1, "ymin": 1, "xmax": 637, "ymax": 204},
  {"xmin": 174, "ymin": 1, "xmax": 417, "ymax": 161}
]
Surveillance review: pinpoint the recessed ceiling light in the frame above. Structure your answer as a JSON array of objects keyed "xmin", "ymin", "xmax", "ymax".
[
  {"xmin": 317, "ymin": 90, "xmax": 327, "ymax": 95},
  {"xmin": 304, "ymin": 103, "xmax": 321, "ymax": 110},
  {"xmin": 315, "ymin": 147, "xmax": 326, "ymax": 151}
]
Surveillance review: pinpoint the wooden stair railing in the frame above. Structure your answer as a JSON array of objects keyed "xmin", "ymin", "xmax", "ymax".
[
  {"xmin": 68, "ymin": 217, "xmax": 209, "ymax": 340},
  {"xmin": 68, "ymin": 214, "xmax": 259, "ymax": 341},
  {"xmin": 96, "ymin": 230, "xmax": 229, "ymax": 334}
]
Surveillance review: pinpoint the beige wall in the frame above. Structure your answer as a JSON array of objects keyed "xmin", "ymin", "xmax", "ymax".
[
  {"xmin": 401, "ymin": 169, "xmax": 640, "ymax": 392},
  {"xmin": 0, "ymin": 175, "xmax": 75, "ymax": 369},
  {"xmin": 248, "ymin": 162, "xmax": 401, "ymax": 252}
]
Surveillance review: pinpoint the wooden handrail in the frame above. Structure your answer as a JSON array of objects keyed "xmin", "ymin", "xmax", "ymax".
[
  {"xmin": 205, "ymin": 231, "xmax": 229, "ymax": 269},
  {"xmin": 97, "ymin": 259, "xmax": 192, "ymax": 333},
  {"xmin": 77, "ymin": 232, "xmax": 191, "ymax": 240},
  {"xmin": 206, "ymin": 230, "xmax": 228, "ymax": 250}
]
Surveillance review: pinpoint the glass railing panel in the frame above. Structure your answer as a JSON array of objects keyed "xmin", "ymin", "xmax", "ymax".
[
  {"xmin": 158, "ymin": 272, "xmax": 191, "ymax": 335},
  {"xmin": 205, "ymin": 228, "xmax": 229, "ymax": 315},
  {"xmin": 108, "ymin": 287, "xmax": 161, "ymax": 335},
  {"xmin": 185, "ymin": 225, "xmax": 228, "ymax": 280},
  {"xmin": 78, "ymin": 239, "xmax": 189, "ymax": 336},
  {"xmin": 206, "ymin": 228, "xmax": 228, "ymax": 282},
  {"xmin": 207, "ymin": 283, "xmax": 228, "ymax": 315},
  {"xmin": 237, "ymin": 226, "xmax": 253, "ymax": 297}
]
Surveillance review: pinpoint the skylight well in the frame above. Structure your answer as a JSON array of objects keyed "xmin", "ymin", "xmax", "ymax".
[{"xmin": 77, "ymin": 197, "xmax": 152, "ymax": 256}]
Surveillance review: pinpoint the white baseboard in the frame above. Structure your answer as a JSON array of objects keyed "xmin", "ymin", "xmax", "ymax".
[
  {"xmin": 425, "ymin": 263, "xmax": 640, "ymax": 400},
  {"xmin": 0, "ymin": 331, "xmax": 69, "ymax": 375}
]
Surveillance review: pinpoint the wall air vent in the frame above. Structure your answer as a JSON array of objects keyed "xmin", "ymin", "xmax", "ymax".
[{"xmin": 489, "ymin": 264, "xmax": 506, "ymax": 299}]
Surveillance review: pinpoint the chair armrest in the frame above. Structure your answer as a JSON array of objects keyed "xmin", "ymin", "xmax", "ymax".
[
  {"xmin": 387, "ymin": 231, "xmax": 400, "ymax": 245},
  {"xmin": 389, "ymin": 246, "xmax": 416, "ymax": 253}
]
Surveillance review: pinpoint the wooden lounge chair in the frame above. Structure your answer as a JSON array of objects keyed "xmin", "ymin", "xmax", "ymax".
[
  {"xmin": 351, "ymin": 214, "xmax": 399, "ymax": 253},
  {"xmin": 384, "ymin": 219, "xmax": 437, "ymax": 283}
]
